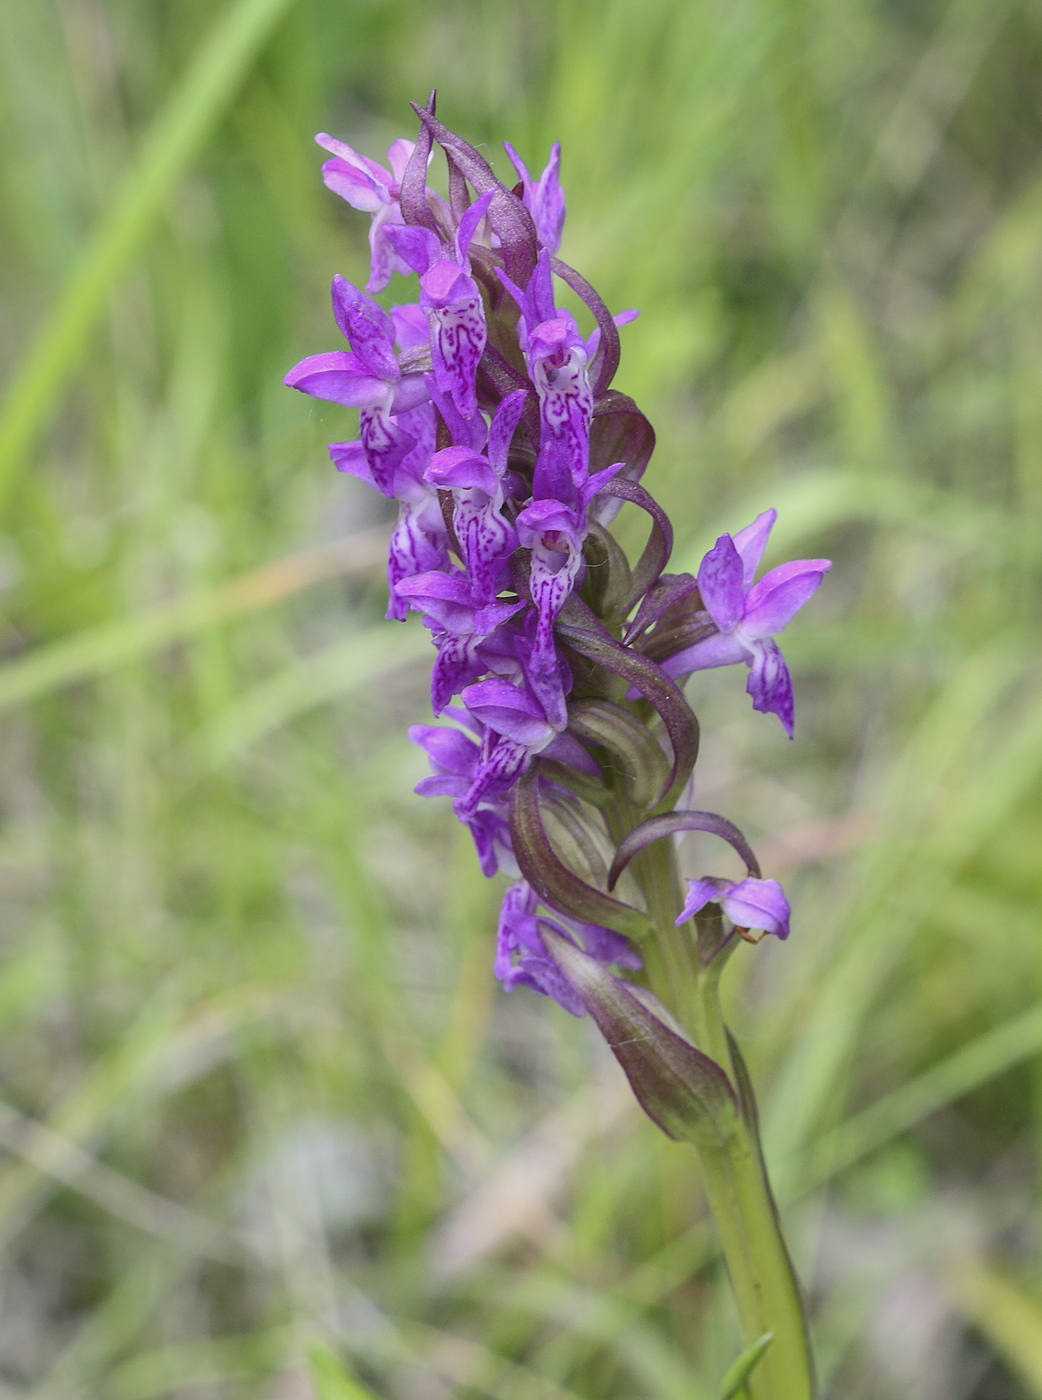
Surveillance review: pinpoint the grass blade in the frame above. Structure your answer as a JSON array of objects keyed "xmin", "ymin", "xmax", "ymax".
[{"xmin": 0, "ymin": 0, "xmax": 299, "ymax": 506}]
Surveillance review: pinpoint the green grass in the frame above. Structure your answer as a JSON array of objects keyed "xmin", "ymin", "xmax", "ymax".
[{"xmin": 1, "ymin": 0, "xmax": 1042, "ymax": 1395}]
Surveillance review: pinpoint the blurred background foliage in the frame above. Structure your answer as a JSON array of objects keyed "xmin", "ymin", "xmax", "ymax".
[{"xmin": 0, "ymin": 0, "xmax": 1041, "ymax": 1395}]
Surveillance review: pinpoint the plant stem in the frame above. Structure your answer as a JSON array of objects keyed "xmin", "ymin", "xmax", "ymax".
[{"xmin": 634, "ymin": 842, "xmax": 817, "ymax": 1400}]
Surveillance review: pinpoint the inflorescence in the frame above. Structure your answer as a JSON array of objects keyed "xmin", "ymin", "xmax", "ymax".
[{"xmin": 286, "ymin": 99, "xmax": 830, "ymax": 1017}]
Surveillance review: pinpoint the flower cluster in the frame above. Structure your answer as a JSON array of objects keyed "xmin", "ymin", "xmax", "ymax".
[{"xmin": 286, "ymin": 100, "xmax": 830, "ymax": 1016}]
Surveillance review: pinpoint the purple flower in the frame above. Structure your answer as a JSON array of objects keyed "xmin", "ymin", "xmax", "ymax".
[
  {"xmin": 424, "ymin": 392, "xmax": 527, "ymax": 605},
  {"xmin": 316, "ymin": 134, "xmax": 446, "ymax": 293},
  {"xmin": 503, "ymin": 141, "xmax": 566, "ymax": 254},
  {"xmin": 332, "ymin": 402, "xmax": 447, "ymax": 621},
  {"xmin": 395, "ymin": 572, "xmax": 523, "ymax": 712},
  {"xmin": 451, "ymin": 677, "xmax": 562, "ymax": 816},
  {"xmin": 499, "ymin": 252, "xmax": 593, "ymax": 504},
  {"xmin": 409, "ymin": 715, "xmax": 518, "ymax": 877},
  {"xmin": 676, "ymin": 875, "xmax": 791, "ymax": 941},
  {"xmin": 285, "ymin": 278, "xmax": 430, "ymax": 494},
  {"xmin": 662, "ymin": 511, "xmax": 831, "ymax": 737},
  {"xmin": 287, "ymin": 108, "xmax": 831, "ymax": 1029},
  {"xmin": 383, "ymin": 193, "xmax": 494, "ymax": 420},
  {"xmin": 495, "ymin": 880, "xmax": 642, "ymax": 1017}
]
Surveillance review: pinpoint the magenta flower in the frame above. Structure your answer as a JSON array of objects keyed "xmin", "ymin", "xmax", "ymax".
[
  {"xmin": 499, "ymin": 252, "xmax": 593, "ymax": 504},
  {"xmin": 316, "ymin": 134, "xmax": 445, "ymax": 293},
  {"xmin": 677, "ymin": 875, "xmax": 791, "ymax": 941},
  {"xmin": 383, "ymin": 192, "xmax": 495, "ymax": 419},
  {"xmin": 409, "ymin": 715, "xmax": 518, "ymax": 878},
  {"xmin": 331, "ymin": 406, "xmax": 449, "ymax": 622},
  {"xmin": 284, "ymin": 277, "xmax": 430, "ymax": 492},
  {"xmin": 288, "ymin": 106, "xmax": 830, "ymax": 1023},
  {"xmin": 424, "ymin": 391, "xmax": 527, "ymax": 604},
  {"xmin": 395, "ymin": 572, "xmax": 523, "ymax": 712},
  {"xmin": 663, "ymin": 510, "xmax": 831, "ymax": 737}
]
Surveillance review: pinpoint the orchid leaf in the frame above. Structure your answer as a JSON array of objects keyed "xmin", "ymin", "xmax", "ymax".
[
  {"xmin": 720, "ymin": 1333, "xmax": 775, "ymax": 1399},
  {"xmin": 400, "ymin": 92, "xmax": 437, "ymax": 231},
  {"xmin": 590, "ymin": 391, "xmax": 655, "ymax": 490}
]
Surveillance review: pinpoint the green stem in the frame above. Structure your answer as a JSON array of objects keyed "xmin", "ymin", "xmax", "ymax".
[{"xmin": 630, "ymin": 841, "xmax": 816, "ymax": 1400}]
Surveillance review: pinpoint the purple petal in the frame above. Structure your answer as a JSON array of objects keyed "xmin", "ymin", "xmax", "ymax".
[
  {"xmin": 423, "ymin": 376, "xmax": 488, "ymax": 454},
  {"xmin": 367, "ymin": 207, "xmax": 413, "ymax": 293},
  {"xmin": 515, "ymin": 629, "xmax": 568, "ymax": 732},
  {"xmin": 391, "ymin": 304, "xmax": 430, "ymax": 351},
  {"xmin": 527, "ymin": 251, "xmax": 558, "ymax": 327},
  {"xmin": 430, "ymin": 634, "xmax": 484, "ymax": 713},
  {"xmin": 503, "ymin": 141, "xmax": 532, "ymax": 188},
  {"xmin": 578, "ymin": 460, "xmax": 625, "ymax": 514},
  {"xmin": 386, "ymin": 138, "xmax": 415, "ymax": 183},
  {"xmin": 319, "ymin": 157, "xmax": 389, "ymax": 213},
  {"xmin": 388, "ymin": 372, "xmax": 431, "ymax": 415},
  {"xmin": 382, "ymin": 224, "xmax": 441, "ymax": 277},
  {"xmin": 394, "ymin": 570, "xmax": 475, "ymax": 632},
  {"xmin": 409, "ymin": 723, "xmax": 480, "ymax": 778},
  {"xmin": 515, "ymin": 497, "xmax": 583, "ymax": 548},
  {"xmin": 540, "ymin": 729, "xmax": 601, "ymax": 777},
  {"xmin": 746, "ymin": 638, "xmax": 795, "ymax": 737},
  {"xmin": 454, "ymin": 499, "xmax": 518, "ymax": 603},
  {"xmin": 721, "ymin": 878, "xmax": 790, "ymax": 939},
  {"xmin": 696, "ymin": 535, "xmax": 745, "ymax": 632},
  {"xmin": 284, "ymin": 352, "xmax": 390, "ymax": 409},
  {"xmin": 386, "ymin": 500, "xmax": 449, "ymax": 620},
  {"xmin": 527, "ymin": 320, "xmax": 592, "ymax": 497},
  {"xmin": 455, "ymin": 734, "xmax": 533, "ymax": 816},
  {"xmin": 414, "ymin": 774, "xmax": 468, "ymax": 799},
  {"xmin": 741, "ymin": 559, "xmax": 831, "ymax": 640},
  {"xmin": 487, "ymin": 389, "xmax": 528, "ymax": 476},
  {"xmin": 426, "ymin": 447, "xmax": 499, "ymax": 495},
  {"xmin": 531, "ymin": 142, "xmax": 566, "ymax": 254},
  {"xmin": 358, "ymin": 406, "xmax": 416, "ymax": 493},
  {"xmin": 461, "ymin": 680, "xmax": 554, "ymax": 749},
  {"xmin": 731, "ymin": 509, "xmax": 777, "ymax": 586},
  {"xmin": 578, "ymin": 922, "xmax": 643, "ymax": 970},
  {"xmin": 330, "ymin": 277, "xmax": 397, "ymax": 380},
  {"xmin": 676, "ymin": 876, "xmax": 731, "ymax": 925},
  {"xmin": 466, "ymin": 807, "xmax": 514, "ymax": 879},
  {"xmin": 425, "ymin": 293, "xmax": 487, "ymax": 420},
  {"xmin": 586, "ymin": 308, "xmax": 639, "ymax": 359},
  {"xmin": 504, "ymin": 142, "xmax": 566, "ymax": 254},
  {"xmin": 455, "ymin": 189, "xmax": 495, "ymax": 264},
  {"xmin": 659, "ymin": 630, "xmax": 749, "ymax": 681},
  {"xmin": 328, "ymin": 440, "xmax": 375, "ymax": 488}
]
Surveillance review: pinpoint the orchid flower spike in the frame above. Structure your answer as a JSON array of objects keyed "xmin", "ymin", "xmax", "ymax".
[{"xmin": 285, "ymin": 107, "xmax": 829, "ymax": 1018}]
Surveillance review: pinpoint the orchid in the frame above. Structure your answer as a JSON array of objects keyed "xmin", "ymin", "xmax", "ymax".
[
  {"xmin": 288, "ymin": 103, "xmax": 828, "ymax": 1396},
  {"xmin": 316, "ymin": 134, "xmax": 443, "ymax": 293},
  {"xmin": 662, "ymin": 510, "xmax": 831, "ymax": 736}
]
